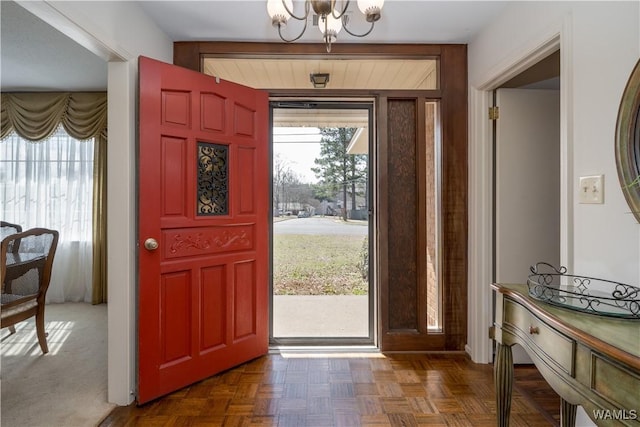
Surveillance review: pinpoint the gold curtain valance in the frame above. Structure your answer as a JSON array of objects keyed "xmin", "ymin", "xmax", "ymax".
[
  {"xmin": 1, "ymin": 92, "xmax": 107, "ymax": 141},
  {"xmin": 1, "ymin": 91, "xmax": 109, "ymax": 304}
]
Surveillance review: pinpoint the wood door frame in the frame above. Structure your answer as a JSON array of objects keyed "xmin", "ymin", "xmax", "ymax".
[
  {"xmin": 173, "ymin": 42, "xmax": 468, "ymax": 351},
  {"xmin": 468, "ymin": 34, "xmax": 564, "ymax": 364}
]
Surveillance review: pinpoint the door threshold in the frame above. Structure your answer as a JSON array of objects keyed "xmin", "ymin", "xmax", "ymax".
[{"xmin": 269, "ymin": 345, "xmax": 382, "ymax": 358}]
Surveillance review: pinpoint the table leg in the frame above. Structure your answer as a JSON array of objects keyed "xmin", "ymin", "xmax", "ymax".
[
  {"xmin": 495, "ymin": 342, "xmax": 513, "ymax": 427},
  {"xmin": 560, "ymin": 398, "xmax": 577, "ymax": 427}
]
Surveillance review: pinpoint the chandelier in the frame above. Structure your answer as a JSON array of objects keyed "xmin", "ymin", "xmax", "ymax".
[{"xmin": 267, "ymin": 0, "xmax": 385, "ymax": 52}]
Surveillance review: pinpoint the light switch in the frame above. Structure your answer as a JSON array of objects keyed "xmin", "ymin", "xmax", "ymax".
[{"xmin": 578, "ymin": 175, "xmax": 604, "ymax": 204}]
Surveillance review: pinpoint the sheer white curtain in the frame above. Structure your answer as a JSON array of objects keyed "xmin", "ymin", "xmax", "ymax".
[{"xmin": 0, "ymin": 127, "xmax": 94, "ymax": 303}]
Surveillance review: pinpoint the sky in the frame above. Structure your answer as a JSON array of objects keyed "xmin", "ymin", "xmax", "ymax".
[{"xmin": 273, "ymin": 127, "xmax": 322, "ymax": 183}]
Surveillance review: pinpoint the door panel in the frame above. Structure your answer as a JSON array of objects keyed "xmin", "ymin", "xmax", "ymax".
[
  {"xmin": 378, "ymin": 94, "xmax": 466, "ymax": 350},
  {"xmin": 138, "ymin": 56, "xmax": 269, "ymax": 404},
  {"xmin": 380, "ymin": 97, "xmax": 446, "ymax": 351},
  {"xmin": 161, "ymin": 136, "xmax": 188, "ymax": 217},
  {"xmin": 387, "ymin": 99, "xmax": 419, "ymax": 331}
]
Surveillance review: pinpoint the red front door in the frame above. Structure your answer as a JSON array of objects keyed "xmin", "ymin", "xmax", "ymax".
[{"xmin": 137, "ymin": 56, "xmax": 269, "ymax": 404}]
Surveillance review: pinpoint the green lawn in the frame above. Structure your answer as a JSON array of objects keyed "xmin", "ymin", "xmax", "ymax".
[{"xmin": 273, "ymin": 234, "xmax": 368, "ymax": 295}]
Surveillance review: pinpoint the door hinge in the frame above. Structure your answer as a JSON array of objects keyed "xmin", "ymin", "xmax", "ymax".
[{"xmin": 489, "ymin": 106, "xmax": 499, "ymax": 120}]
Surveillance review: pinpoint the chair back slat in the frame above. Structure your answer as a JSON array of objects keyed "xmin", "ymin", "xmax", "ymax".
[{"xmin": 0, "ymin": 221, "xmax": 23, "ymax": 254}]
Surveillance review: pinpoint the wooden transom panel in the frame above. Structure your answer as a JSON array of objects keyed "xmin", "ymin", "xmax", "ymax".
[{"xmin": 203, "ymin": 58, "xmax": 438, "ymax": 90}]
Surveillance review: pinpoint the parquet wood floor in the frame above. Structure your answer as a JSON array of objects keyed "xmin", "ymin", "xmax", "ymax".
[{"xmin": 100, "ymin": 353, "xmax": 560, "ymax": 427}]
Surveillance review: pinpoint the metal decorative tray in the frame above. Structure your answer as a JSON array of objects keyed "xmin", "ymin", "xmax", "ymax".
[{"xmin": 527, "ymin": 262, "xmax": 640, "ymax": 319}]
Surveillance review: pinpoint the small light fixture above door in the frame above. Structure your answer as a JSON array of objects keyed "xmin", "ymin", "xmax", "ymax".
[{"xmin": 310, "ymin": 73, "xmax": 330, "ymax": 88}]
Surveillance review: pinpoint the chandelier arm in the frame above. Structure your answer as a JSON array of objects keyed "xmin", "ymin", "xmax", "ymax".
[
  {"xmin": 281, "ymin": 0, "xmax": 310, "ymax": 21},
  {"xmin": 341, "ymin": 16, "xmax": 376, "ymax": 38},
  {"xmin": 331, "ymin": 0, "xmax": 351, "ymax": 19},
  {"xmin": 324, "ymin": 35, "xmax": 333, "ymax": 52},
  {"xmin": 277, "ymin": 18, "xmax": 309, "ymax": 43},
  {"xmin": 324, "ymin": 16, "xmax": 332, "ymax": 52}
]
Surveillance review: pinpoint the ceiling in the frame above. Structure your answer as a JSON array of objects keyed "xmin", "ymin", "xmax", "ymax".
[
  {"xmin": 137, "ymin": 1, "xmax": 508, "ymax": 44},
  {"xmin": 0, "ymin": 0, "xmax": 108, "ymax": 91},
  {"xmin": 203, "ymin": 58, "xmax": 438, "ymax": 90},
  {"xmin": 0, "ymin": 1, "xmax": 510, "ymax": 92}
]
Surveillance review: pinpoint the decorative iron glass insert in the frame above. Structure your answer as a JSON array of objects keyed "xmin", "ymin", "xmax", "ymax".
[
  {"xmin": 527, "ymin": 262, "xmax": 640, "ymax": 319},
  {"xmin": 197, "ymin": 142, "xmax": 228, "ymax": 216}
]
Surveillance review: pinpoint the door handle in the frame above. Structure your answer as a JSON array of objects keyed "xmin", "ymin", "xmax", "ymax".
[{"xmin": 144, "ymin": 238, "xmax": 159, "ymax": 251}]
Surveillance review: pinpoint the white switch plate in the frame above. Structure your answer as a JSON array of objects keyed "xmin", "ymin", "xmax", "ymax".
[{"xmin": 579, "ymin": 175, "xmax": 604, "ymax": 204}]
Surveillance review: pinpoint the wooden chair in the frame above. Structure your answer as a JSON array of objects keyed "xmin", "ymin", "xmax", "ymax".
[{"xmin": 1, "ymin": 228, "xmax": 59, "ymax": 354}]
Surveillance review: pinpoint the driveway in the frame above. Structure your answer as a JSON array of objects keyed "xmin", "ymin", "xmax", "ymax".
[{"xmin": 273, "ymin": 216, "xmax": 368, "ymax": 236}]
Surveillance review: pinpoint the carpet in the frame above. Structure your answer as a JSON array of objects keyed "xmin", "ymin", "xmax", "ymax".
[{"xmin": 1, "ymin": 302, "xmax": 115, "ymax": 427}]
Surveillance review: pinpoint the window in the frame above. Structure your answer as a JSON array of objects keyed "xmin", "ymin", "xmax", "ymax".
[{"xmin": 0, "ymin": 127, "xmax": 94, "ymax": 302}]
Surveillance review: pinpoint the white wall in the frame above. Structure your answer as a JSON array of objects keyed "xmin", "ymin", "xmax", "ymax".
[
  {"xmin": 471, "ymin": 0, "xmax": 639, "ymax": 282},
  {"xmin": 570, "ymin": 4, "xmax": 640, "ymax": 281},
  {"xmin": 25, "ymin": 0, "xmax": 173, "ymax": 405},
  {"xmin": 468, "ymin": 2, "xmax": 639, "ymax": 425}
]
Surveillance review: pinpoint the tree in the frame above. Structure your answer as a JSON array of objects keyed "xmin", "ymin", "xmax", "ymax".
[
  {"xmin": 289, "ymin": 181, "xmax": 314, "ymax": 208},
  {"xmin": 312, "ymin": 127, "xmax": 367, "ymax": 221},
  {"xmin": 273, "ymin": 154, "xmax": 288, "ymax": 212},
  {"xmin": 274, "ymin": 154, "xmax": 315, "ymax": 213},
  {"xmin": 273, "ymin": 154, "xmax": 299, "ymax": 212}
]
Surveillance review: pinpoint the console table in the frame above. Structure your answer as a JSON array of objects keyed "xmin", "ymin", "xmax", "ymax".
[{"xmin": 491, "ymin": 283, "xmax": 640, "ymax": 426}]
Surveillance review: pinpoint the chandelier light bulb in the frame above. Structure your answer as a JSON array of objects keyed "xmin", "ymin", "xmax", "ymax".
[
  {"xmin": 319, "ymin": 12, "xmax": 342, "ymax": 37},
  {"xmin": 267, "ymin": 0, "xmax": 293, "ymax": 25},
  {"xmin": 357, "ymin": 0, "xmax": 384, "ymax": 22}
]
